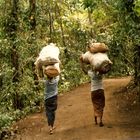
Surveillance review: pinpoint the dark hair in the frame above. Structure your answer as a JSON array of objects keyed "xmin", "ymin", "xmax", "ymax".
[{"xmin": 47, "ymin": 75, "xmax": 53, "ymax": 80}]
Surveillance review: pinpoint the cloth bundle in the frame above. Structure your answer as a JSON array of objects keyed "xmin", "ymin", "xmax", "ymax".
[
  {"xmin": 35, "ymin": 43, "xmax": 61, "ymax": 78},
  {"xmin": 87, "ymin": 42, "xmax": 109, "ymax": 53},
  {"xmin": 81, "ymin": 43, "xmax": 112, "ymax": 74},
  {"xmin": 44, "ymin": 63, "xmax": 60, "ymax": 78}
]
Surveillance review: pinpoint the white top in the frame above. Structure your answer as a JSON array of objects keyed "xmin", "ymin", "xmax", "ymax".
[{"xmin": 88, "ymin": 70, "xmax": 103, "ymax": 91}]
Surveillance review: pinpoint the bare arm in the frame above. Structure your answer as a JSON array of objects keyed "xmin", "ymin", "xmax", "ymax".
[{"xmin": 80, "ymin": 55, "xmax": 90, "ymax": 74}]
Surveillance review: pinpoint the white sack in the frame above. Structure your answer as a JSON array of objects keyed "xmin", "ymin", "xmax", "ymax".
[
  {"xmin": 35, "ymin": 43, "xmax": 60, "ymax": 66},
  {"xmin": 34, "ymin": 43, "xmax": 60, "ymax": 78},
  {"xmin": 81, "ymin": 51, "xmax": 112, "ymax": 71},
  {"xmin": 38, "ymin": 43, "xmax": 60, "ymax": 61}
]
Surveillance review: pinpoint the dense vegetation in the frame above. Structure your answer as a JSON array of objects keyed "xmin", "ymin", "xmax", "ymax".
[{"xmin": 0, "ymin": 0, "xmax": 140, "ymax": 138}]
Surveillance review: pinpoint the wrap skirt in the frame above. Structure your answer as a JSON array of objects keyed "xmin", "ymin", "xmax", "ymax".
[{"xmin": 91, "ymin": 89, "xmax": 105, "ymax": 117}]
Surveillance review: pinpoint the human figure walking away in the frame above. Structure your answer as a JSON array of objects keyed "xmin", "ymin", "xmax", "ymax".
[
  {"xmin": 44, "ymin": 75, "xmax": 60, "ymax": 134},
  {"xmin": 80, "ymin": 42, "xmax": 112, "ymax": 127},
  {"xmin": 80, "ymin": 62, "xmax": 105, "ymax": 127},
  {"xmin": 88, "ymin": 70, "xmax": 105, "ymax": 127},
  {"xmin": 34, "ymin": 43, "xmax": 61, "ymax": 134}
]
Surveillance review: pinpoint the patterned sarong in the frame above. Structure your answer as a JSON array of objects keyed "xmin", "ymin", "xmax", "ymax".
[{"xmin": 91, "ymin": 89, "xmax": 105, "ymax": 117}]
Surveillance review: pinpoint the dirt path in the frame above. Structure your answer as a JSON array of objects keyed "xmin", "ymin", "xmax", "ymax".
[{"xmin": 10, "ymin": 77, "xmax": 140, "ymax": 140}]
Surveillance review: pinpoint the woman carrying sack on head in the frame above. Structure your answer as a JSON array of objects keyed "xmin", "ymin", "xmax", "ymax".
[
  {"xmin": 44, "ymin": 75, "xmax": 60, "ymax": 134},
  {"xmin": 35, "ymin": 43, "xmax": 61, "ymax": 134},
  {"xmin": 80, "ymin": 42, "xmax": 112, "ymax": 127},
  {"xmin": 80, "ymin": 61, "xmax": 105, "ymax": 127}
]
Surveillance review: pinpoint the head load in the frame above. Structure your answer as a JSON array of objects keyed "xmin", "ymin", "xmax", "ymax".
[
  {"xmin": 35, "ymin": 43, "xmax": 61, "ymax": 78},
  {"xmin": 80, "ymin": 42, "xmax": 112, "ymax": 74}
]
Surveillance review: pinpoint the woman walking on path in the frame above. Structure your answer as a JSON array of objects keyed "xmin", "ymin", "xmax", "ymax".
[
  {"xmin": 87, "ymin": 70, "xmax": 105, "ymax": 127},
  {"xmin": 34, "ymin": 43, "xmax": 61, "ymax": 134},
  {"xmin": 44, "ymin": 75, "xmax": 60, "ymax": 134},
  {"xmin": 80, "ymin": 61, "xmax": 105, "ymax": 127}
]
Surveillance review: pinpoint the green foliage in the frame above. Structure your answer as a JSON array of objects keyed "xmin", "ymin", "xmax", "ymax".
[
  {"xmin": 0, "ymin": 114, "xmax": 13, "ymax": 133},
  {"xmin": 82, "ymin": 0, "xmax": 102, "ymax": 12},
  {"xmin": 60, "ymin": 58, "xmax": 88, "ymax": 93},
  {"xmin": 82, "ymin": 0, "xmax": 96, "ymax": 10},
  {"xmin": 134, "ymin": 0, "xmax": 140, "ymax": 16},
  {"xmin": 1, "ymin": 0, "xmax": 140, "ymax": 138}
]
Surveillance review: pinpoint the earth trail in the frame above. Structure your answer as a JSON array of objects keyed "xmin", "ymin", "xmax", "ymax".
[{"xmin": 11, "ymin": 77, "xmax": 140, "ymax": 140}]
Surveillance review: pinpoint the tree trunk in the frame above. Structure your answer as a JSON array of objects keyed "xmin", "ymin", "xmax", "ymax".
[
  {"xmin": 47, "ymin": 1, "xmax": 55, "ymax": 42},
  {"xmin": 55, "ymin": 3, "xmax": 66, "ymax": 46},
  {"xmin": 10, "ymin": 0, "xmax": 21, "ymax": 110},
  {"xmin": 29, "ymin": 0, "xmax": 40, "ymax": 92},
  {"xmin": 88, "ymin": 9, "xmax": 95, "ymax": 38},
  {"xmin": 29, "ymin": 0, "xmax": 36, "ymax": 30}
]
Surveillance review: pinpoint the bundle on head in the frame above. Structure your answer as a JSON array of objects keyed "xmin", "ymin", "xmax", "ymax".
[
  {"xmin": 44, "ymin": 63, "xmax": 60, "ymax": 78},
  {"xmin": 87, "ymin": 42, "xmax": 109, "ymax": 53},
  {"xmin": 35, "ymin": 43, "xmax": 61, "ymax": 78},
  {"xmin": 81, "ymin": 42, "xmax": 112, "ymax": 74}
]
